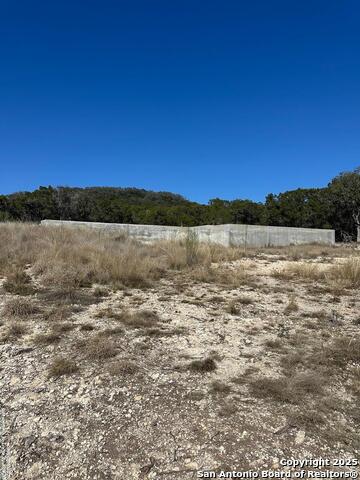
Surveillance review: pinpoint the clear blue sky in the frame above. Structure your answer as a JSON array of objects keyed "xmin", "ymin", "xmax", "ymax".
[{"xmin": 1, "ymin": 0, "xmax": 360, "ymax": 203}]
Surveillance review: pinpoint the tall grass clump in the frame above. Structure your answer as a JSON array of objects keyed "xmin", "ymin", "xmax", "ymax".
[
  {"xmin": 0, "ymin": 223, "xmax": 248, "ymax": 291},
  {"xmin": 327, "ymin": 257, "xmax": 360, "ymax": 288},
  {"xmin": 185, "ymin": 229, "xmax": 199, "ymax": 266},
  {"xmin": 273, "ymin": 263, "xmax": 325, "ymax": 282}
]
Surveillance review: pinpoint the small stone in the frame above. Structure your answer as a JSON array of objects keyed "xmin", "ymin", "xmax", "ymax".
[{"xmin": 295, "ymin": 430, "xmax": 306, "ymax": 445}]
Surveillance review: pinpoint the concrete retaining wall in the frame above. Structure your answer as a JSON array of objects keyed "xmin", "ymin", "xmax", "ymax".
[{"xmin": 41, "ymin": 220, "xmax": 335, "ymax": 247}]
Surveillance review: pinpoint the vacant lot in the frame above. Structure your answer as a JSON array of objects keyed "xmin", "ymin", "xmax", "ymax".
[{"xmin": 0, "ymin": 223, "xmax": 359, "ymax": 479}]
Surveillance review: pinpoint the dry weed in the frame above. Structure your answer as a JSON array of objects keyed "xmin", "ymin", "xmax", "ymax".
[
  {"xmin": 274, "ymin": 263, "xmax": 325, "ymax": 282},
  {"xmin": 108, "ymin": 360, "xmax": 138, "ymax": 375},
  {"xmin": 250, "ymin": 372, "xmax": 325, "ymax": 404},
  {"xmin": 48, "ymin": 357, "xmax": 79, "ymax": 377},
  {"xmin": 327, "ymin": 257, "xmax": 360, "ymax": 288},
  {"xmin": 2, "ymin": 269, "xmax": 35, "ymax": 295},
  {"xmin": 117, "ymin": 310, "xmax": 160, "ymax": 329},
  {"xmin": 2, "ymin": 297, "xmax": 39, "ymax": 318},
  {"xmin": 188, "ymin": 357, "xmax": 217, "ymax": 373},
  {"xmin": 82, "ymin": 335, "xmax": 118, "ymax": 360},
  {"xmin": 284, "ymin": 295, "xmax": 299, "ymax": 314}
]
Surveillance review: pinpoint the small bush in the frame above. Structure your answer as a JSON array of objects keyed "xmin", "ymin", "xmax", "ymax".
[
  {"xmin": 3, "ymin": 269, "xmax": 35, "ymax": 295},
  {"xmin": 210, "ymin": 380, "xmax": 231, "ymax": 395},
  {"xmin": 189, "ymin": 357, "xmax": 217, "ymax": 373},
  {"xmin": 48, "ymin": 357, "xmax": 79, "ymax": 377},
  {"xmin": 117, "ymin": 310, "xmax": 160, "ymax": 329},
  {"xmin": 284, "ymin": 295, "xmax": 299, "ymax": 314},
  {"xmin": 237, "ymin": 295, "xmax": 254, "ymax": 305},
  {"xmin": 191, "ymin": 265, "xmax": 249, "ymax": 287},
  {"xmin": 225, "ymin": 300, "xmax": 238, "ymax": 314},
  {"xmin": 2, "ymin": 298, "xmax": 39, "ymax": 318},
  {"xmin": 184, "ymin": 230, "xmax": 199, "ymax": 266},
  {"xmin": 265, "ymin": 338, "xmax": 283, "ymax": 350},
  {"xmin": 108, "ymin": 360, "xmax": 138, "ymax": 375},
  {"xmin": 79, "ymin": 323, "xmax": 95, "ymax": 331},
  {"xmin": 83, "ymin": 335, "xmax": 117, "ymax": 360},
  {"xmin": 328, "ymin": 258, "xmax": 360, "ymax": 288},
  {"xmin": 250, "ymin": 372, "xmax": 325, "ymax": 404},
  {"xmin": 8, "ymin": 322, "xmax": 28, "ymax": 337},
  {"xmin": 43, "ymin": 305, "xmax": 73, "ymax": 322},
  {"xmin": 1, "ymin": 322, "xmax": 28, "ymax": 342},
  {"xmin": 51, "ymin": 322, "xmax": 76, "ymax": 333},
  {"xmin": 274, "ymin": 263, "xmax": 324, "ymax": 282}
]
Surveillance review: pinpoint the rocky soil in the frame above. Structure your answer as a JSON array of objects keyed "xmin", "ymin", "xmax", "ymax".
[{"xmin": 1, "ymin": 251, "xmax": 359, "ymax": 479}]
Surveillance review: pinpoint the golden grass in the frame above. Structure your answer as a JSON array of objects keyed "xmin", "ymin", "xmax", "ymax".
[
  {"xmin": 190, "ymin": 265, "xmax": 251, "ymax": 287},
  {"xmin": 0, "ymin": 223, "xmax": 250, "ymax": 292},
  {"xmin": 327, "ymin": 257, "xmax": 360, "ymax": 288},
  {"xmin": 252, "ymin": 244, "xmax": 354, "ymax": 260},
  {"xmin": 273, "ymin": 263, "xmax": 325, "ymax": 281},
  {"xmin": 274, "ymin": 257, "xmax": 360, "ymax": 291}
]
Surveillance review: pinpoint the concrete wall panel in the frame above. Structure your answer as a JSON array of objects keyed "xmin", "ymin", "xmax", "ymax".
[{"xmin": 41, "ymin": 220, "xmax": 335, "ymax": 247}]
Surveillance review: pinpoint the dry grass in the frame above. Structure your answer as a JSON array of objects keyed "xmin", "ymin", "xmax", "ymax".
[
  {"xmin": 51, "ymin": 322, "xmax": 76, "ymax": 333},
  {"xmin": 48, "ymin": 357, "xmax": 79, "ymax": 377},
  {"xmin": 108, "ymin": 360, "xmax": 139, "ymax": 375},
  {"xmin": 0, "ymin": 322, "xmax": 28, "ymax": 342},
  {"xmin": 2, "ymin": 297, "xmax": 39, "ymax": 318},
  {"xmin": 0, "ymin": 223, "xmax": 251, "ymax": 296},
  {"xmin": 218, "ymin": 402, "xmax": 237, "ymax": 417},
  {"xmin": 100, "ymin": 326, "xmax": 124, "ymax": 336},
  {"xmin": 82, "ymin": 335, "xmax": 118, "ymax": 360},
  {"xmin": 188, "ymin": 357, "xmax": 217, "ymax": 373},
  {"xmin": 237, "ymin": 295, "xmax": 254, "ymax": 305},
  {"xmin": 190, "ymin": 265, "xmax": 251, "ymax": 287},
  {"xmin": 284, "ymin": 295, "xmax": 299, "ymax": 314},
  {"xmin": 93, "ymin": 286, "xmax": 109, "ymax": 297},
  {"xmin": 2, "ymin": 269, "xmax": 35, "ymax": 295},
  {"xmin": 210, "ymin": 380, "xmax": 231, "ymax": 395},
  {"xmin": 117, "ymin": 310, "xmax": 160, "ymax": 329},
  {"xmin": 328, "ymin": 257, "xmax": 360, "ymax": 288},
  {"xmin": 43, "ymin": 305, "xmax": 73, "ymax": 322},
  {"xmin": 306, "ymin": 309, "xmax": 327, "ymax": 320},
  {"xmin": 253, "ymin": 244, "xmax": 353, "ymax": 260},
  {"xmin": 79, "ymin": 323, "xmax": 96, "ymax": 331},
  {"xmin": 160, "ymin": 235, "xmax": 245, "ymax": 270},
  {"xmin": 264, "ymin": 338, "xmax": 283, "ymax": 350},
  {"xmin": 33, "ymin": 332, "xmax": 61, "ymax": 345},
  {"xmin": 8, "ymin": 322, "xmax": 28, "ymax": 336},
  {"xmin": 250, "ymin": 372, "xmax": 325, "ymax": 404},
  {"xmin": 274, "ymin": 257, "xmax": 360, "ymax": 293},
  {"xmin": 274, "ymin": 263, "xmax": 325, "ymax": 282},
  {"xmin": 94, "ymin": 307, "xmax": 118, "ymax": 319},
  {"xmin": 225, "ymin": 300, "xmax": 238, "ymax": 314}
]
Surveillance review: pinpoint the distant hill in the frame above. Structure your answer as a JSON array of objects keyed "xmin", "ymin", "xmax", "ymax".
[{"xmin": 1, "ymin": 169, "xmax": 360, "ymax": 240}]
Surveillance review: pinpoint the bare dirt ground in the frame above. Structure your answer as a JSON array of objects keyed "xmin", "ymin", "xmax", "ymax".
[{"xmin": 0, "ymin": 227, "xmax": 359, "ymax": 479}]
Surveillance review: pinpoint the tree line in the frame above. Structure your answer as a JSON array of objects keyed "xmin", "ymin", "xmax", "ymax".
[{"xmin": 1, "ymin": 169, "xmax": 360, "ymax": 240}]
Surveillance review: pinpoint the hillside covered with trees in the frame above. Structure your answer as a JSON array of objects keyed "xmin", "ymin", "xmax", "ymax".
[{"xmin": 1, "ymin": 169, "xmax": 360, "ymax": 240}]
